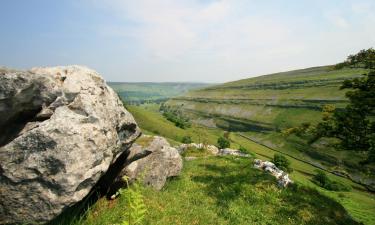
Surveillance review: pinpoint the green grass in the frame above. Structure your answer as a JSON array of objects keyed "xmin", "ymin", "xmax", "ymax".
[
  {"xmin": 54, "ymin": 104, "xmax": 374, "ymax": 225},
  {"xmin": 230, "ymin": 133, "xmax": 375, "ymax": 225},
  {"xmin": 126, "ymin": 104, "xmax": 225, "ymax": 146},
  {"xmin": 166, "ymin": 66, "xmax": 368, "ymax": 132},
  {"xmin": 181, "ymin": 147, "xmax": 211, "ymax": 157},
  {"xmin": 127, "ymin": 104, "xmax": 375, "ymax": 225},
  {"xmin": 71, "ymin": 157, "xmax": 362, "ymax": 225}
]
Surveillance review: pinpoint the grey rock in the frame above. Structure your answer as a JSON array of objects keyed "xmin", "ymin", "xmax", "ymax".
[
  {"xmin": 177, "ymin": 143, "xmax": 219, "ymax": 155},
  {"xmin": 253, "ymin": 159, "xmax": 293, "ymax": 187},
  {"xmin": 219, "ymin": 148, "xmax": 251, "ymax": 157},
  {"xmin": 0, "ymin": 66, "xmax": 140, "ymax": 224},
  {"xmin": 119, "ymin": 136, "xmax": 182, "ymax": 190}
]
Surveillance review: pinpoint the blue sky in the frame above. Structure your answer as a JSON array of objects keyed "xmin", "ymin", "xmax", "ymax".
[{"xmin": 1, "ymin": 0, "xmax": 374, "ymax": 82}]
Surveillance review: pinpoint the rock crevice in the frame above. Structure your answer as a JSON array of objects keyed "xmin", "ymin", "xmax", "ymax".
[{"xmin": 0, "ymin": 66, "xmax": 141, "ymax": 224}]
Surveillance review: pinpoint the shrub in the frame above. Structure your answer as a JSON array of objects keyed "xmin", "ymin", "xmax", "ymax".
[
  {"xmin": 312, "ymin": 170, "xmax": 352, "ymax": 191},
  {"xmin": 313, "ymin": 170, "xmax": 329, "ymax": 186},
  {"xmin": 239, "ymin": 146, "xmax": 247, "ymax": 153},
  {"xmin": 181, "ymin": 136, "xmax": 192, "ymax": 144},
  {"xmin": 272, "ymin": 154, "xmax": 293, "ymax": 173},
  {"xmin": 239, "ymin": 146, "xmax": 256, "ymax": 157},
  {"xmin": 217, "ymin": 136, "xmax": 230, "ymax": 149},
  {"xmin": 162, "ymin": 110, "xmax": 191, "ymax": 129}
]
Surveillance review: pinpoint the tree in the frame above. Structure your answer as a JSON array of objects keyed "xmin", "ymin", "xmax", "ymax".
[
  {"xmin": 312, "ymin": 170, "xmax": 351, "ymax": 191},
  {"xmin": 217, "ymin": 136, "xmax": 230, "ymax": 149},
  {"xmin": 181, "ymin": 136, "xmax": 192, "ymax": 144},
  {"xmin": 272, "ymin": 154, "xmax": 292, "ymax": 173},
  {"xmin": 311, "ymin": 48, "xmax": 375, "ymax": 163}
]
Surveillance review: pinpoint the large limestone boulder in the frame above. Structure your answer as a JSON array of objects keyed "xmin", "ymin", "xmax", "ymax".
[
  {"xmin": 116, "ymin": 136, "xmax": 183, "ymax": 191},
  {"xmin": 0, "ymin": 66, "xmax": 140, "ymax": 224}
]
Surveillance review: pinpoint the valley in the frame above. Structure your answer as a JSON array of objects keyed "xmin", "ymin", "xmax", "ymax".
[{"xmin": 165, "ymin": 66, "xmax": 375, "ymax": 191}]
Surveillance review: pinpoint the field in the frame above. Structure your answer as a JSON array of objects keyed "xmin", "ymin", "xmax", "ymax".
[{"xmin": 108, "ymin": 82, "xmax": 211, "ymax": 104}]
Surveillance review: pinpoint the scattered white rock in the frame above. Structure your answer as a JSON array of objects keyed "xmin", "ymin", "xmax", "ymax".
[
  {"xmin": 177, "ymin": 143, "xmax": 216, "ymax": 154},
  {"xmin": 185, "ymin": 156, "xmax": 198, "ymax": 161},
  {"xmin": 253, "ymin": 159, "xmax": 293, "ymax": 187},
  {"xmin": 206, "ymin": 145, "xmax": 219, "ymax": 155},
  {"xmin": 177, "ymin": 143, "xmax": 248, "ymax": 157},
  {"xmin": 219, "ymin": 148, "xmax": 251, "ymax": 157}
]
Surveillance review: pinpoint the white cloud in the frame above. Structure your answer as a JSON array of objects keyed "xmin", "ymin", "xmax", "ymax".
[{"xmin": 85, "ymin": 0, "xmax": 375, "ymax": 82}]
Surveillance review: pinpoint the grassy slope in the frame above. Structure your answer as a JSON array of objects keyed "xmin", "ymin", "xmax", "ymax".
[
  {"xmin": 56, "ymin": 105, "xmax": 374, "ymax": 225},
  {"xmin": 82, "ymin": 157, "xmax": 362, "ymax": 225},
  {"xmin": 108, "ymin": 82, "xmax": 211, "ymax": 103},
  {"xmin": 127, "ymin": 105, "xmax": 375, "ymax": 225},
  {"xmin": 165, "ymin": 66, "xmax": 374, "ymax": 188},
  {"xmin": 166, "ymin": 66, "xmax": 367, "ymax": 130}
]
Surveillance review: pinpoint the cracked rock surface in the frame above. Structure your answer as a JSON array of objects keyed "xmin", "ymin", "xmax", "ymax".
[{"xmin": 0, "ymin": 66, "xmax": 140, "ymax": 224}]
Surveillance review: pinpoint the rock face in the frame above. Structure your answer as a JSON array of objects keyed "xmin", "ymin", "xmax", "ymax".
[
  {"xmin": 0, "ymin": 66, "xmax": 140, "ymax": 224},
  {"xmin": 118, "ymin": 136, "xmax": 182, "ymax": 190},
  {"xmin": 253, "ymin": 159, "xmax": 293, "ymax": 187}
]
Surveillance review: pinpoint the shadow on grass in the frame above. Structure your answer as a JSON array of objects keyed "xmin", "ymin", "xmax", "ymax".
[{"xmin": 192, "ymin": 158, "xmax": 362, "ymax": 225}]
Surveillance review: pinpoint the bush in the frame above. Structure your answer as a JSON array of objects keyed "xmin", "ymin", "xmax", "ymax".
[
  {"xmin": 181, "ymin": 136, "xmax": 192, "ymax": 144},
  {"xmin": 272, "ymin": 154, "xmax": 293, "ymax": 173},
  {"xmin": 239, "ymin": 146, "xmax": 247, "ymax": 152},
  {"xmin": 162, "ymin": 110, "xmax": 191, "ymax": 129},
  {"xmin": 312, "ymin": 170, "xmax": 352, "ymax": 191},
  {"xmin": 313, "ymin": 170, "xmax": 329, "ymax": 186},
  {"xmin": 239, "ymin": 146, "xmax": 256, "ymax": 157},
  {"xmin": 217, "ymin": 136, "xmax": 230, "ymax": 149}
]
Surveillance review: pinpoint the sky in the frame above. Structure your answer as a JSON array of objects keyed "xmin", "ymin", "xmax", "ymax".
[{"xmin": 0, "ymin": 0, "xmax": 374, "ymax": 83}]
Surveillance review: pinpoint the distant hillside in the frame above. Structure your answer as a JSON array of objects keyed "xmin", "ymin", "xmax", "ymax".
[
  {"xmin": 109, "ymin": 82, "xmax": 212, "ymax": 104},
  {"xmin": 166, "ymin": 66, "xmax": 367, "ymax": 131}
]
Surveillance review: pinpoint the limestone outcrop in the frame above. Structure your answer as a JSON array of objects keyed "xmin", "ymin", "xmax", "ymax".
[
  {"xmin": 0, "ymin": 66, "xmax": 140, "ymax": 224},
  {"xmin": 254, "ymin": 159, "xmax": 293, "ymax": 187},
  {"xmin": 115, "ymin": 136, "xmax": 183, "ymax": 191}
]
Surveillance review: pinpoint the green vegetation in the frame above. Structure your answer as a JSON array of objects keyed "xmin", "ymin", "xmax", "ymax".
[
  {"xmin": 160, "ymin": 104, "xmax": 191, "ymax": 129},
  {"xmin": 60, "ymin": 157, "xmax": 361, "ymax": 225},
  {"xmin": 54, "ymin": 104, "xmax": 375, "ymax": 225},
  {"xmin": 108, "ymin": 82, "xmax": 211, "ymax": 104},
  {"xmin": 311, "ymin": 49, "xmax": 375, "ymax": 163},
  {"xmin": 126, "ymin": 104, "xmax": 375, "ymax": 225},
  {"xmin": 313, "ymin": 170, "xmax": 352, "ymax": 192},
  {"xmin": 217, "ymin": 136, "xmax": 230, "ymax": 149},
  {"xmin": 272, "ymin": 154, "xmax": 293, "ymax": 173},
  {"xmin": 166, "ymin": 66, "xmax": 367, "ymax": 131},
  {"xmin": 181, "ymin": 136, "xmax": 192, "ymax": 144},
  {"xmin": 166, "ymin": 61, "xmax": 374, "ymax": 192},
  {"xmin": 125, "ymin": 104, "xmax": 224, "ymax": 146},
  {"xmin": 181, "ymin": 147, "xmax": 211, "ymax": 157},
  {"xmin": 116, "ymin": 178, "xmax": 147, "ymax": 225}
]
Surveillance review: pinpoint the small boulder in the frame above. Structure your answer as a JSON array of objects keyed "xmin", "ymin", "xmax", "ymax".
[
  {"xmin": 206, "ymin": 145, "xmax": 219, "ymax": 155},
  {"xmin": 117, "ymin": 136, "xmax": 183, "ymax": 190},
  {"xmin": 219, "ymin": 148, "xmax": 251, "ymax": 157},
  {"xmin": 253, "ymin": 159, "xmax": 293, "ymax": 187}
]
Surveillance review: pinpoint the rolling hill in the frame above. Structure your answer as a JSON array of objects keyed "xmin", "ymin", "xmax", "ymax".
[
  {"xmin": 108, "ymin": 82, "xmax": 212, "ymax": 104},
  {"xmin": 165, "ymin": 66, "xmax": 367, "ymax": 131},
  {"xmin": 165, "ymin": 66, "xmax": 374, "ymax": 190}
]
